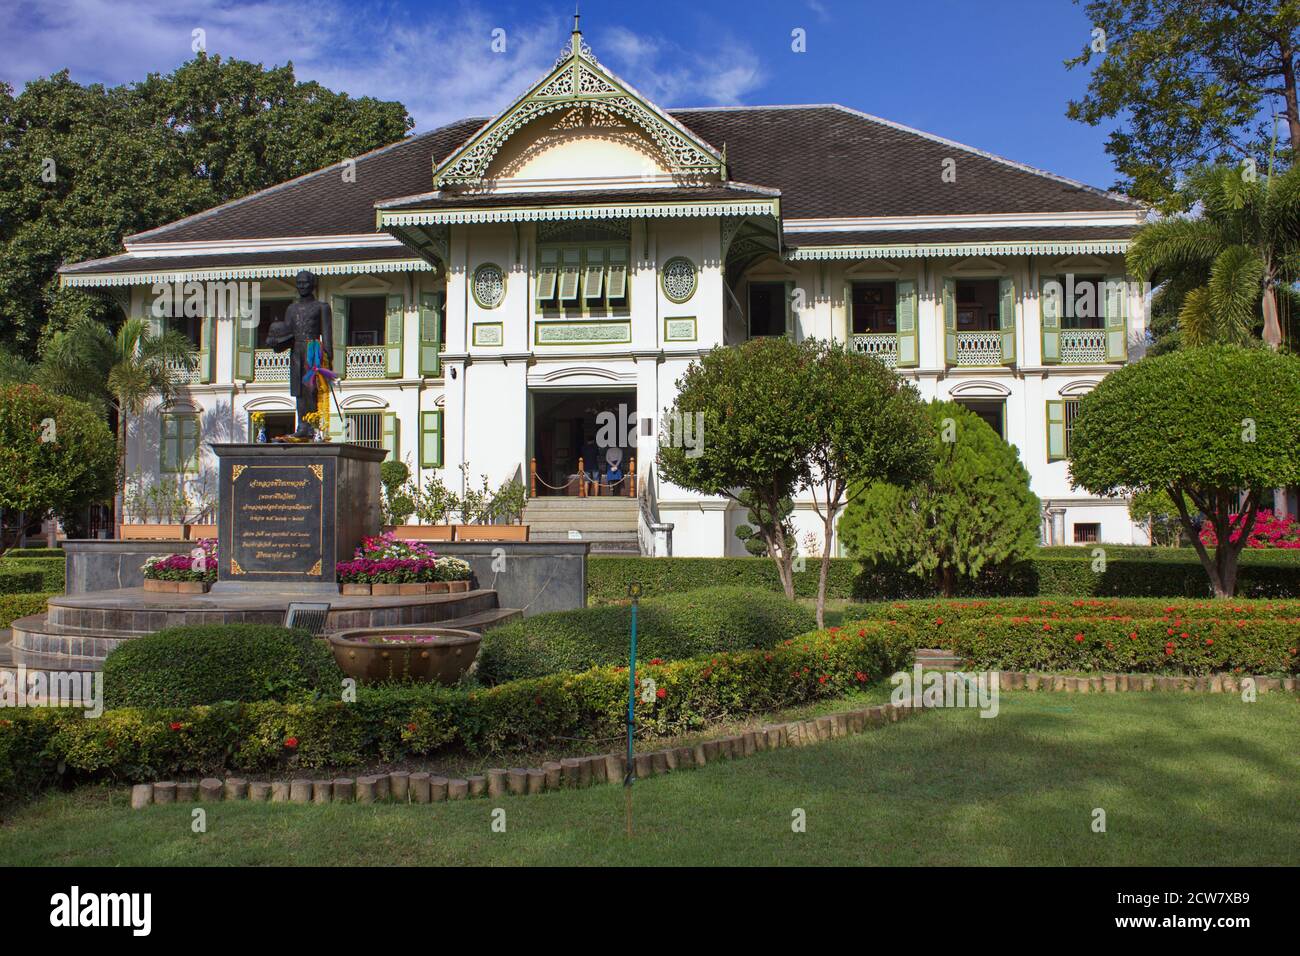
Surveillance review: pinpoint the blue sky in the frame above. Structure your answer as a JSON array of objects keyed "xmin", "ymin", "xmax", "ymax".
[{"xmin": 1, "ymin": 0, "xmax": 1124, "ymax": 190}]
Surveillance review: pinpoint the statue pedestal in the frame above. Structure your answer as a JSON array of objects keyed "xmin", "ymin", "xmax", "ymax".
[{"xmin": 210, "ymin": 443, "xmax": 386, "ymax": 595}]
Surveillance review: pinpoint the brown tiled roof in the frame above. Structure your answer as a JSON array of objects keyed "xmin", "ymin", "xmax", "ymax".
[
  {"xmin": 94, "ymin": 105, "xmax": 1136, "ymax": 256},
  {"xmin": 377, "ymin": 184, "xmax": 779, "ymax": 212},
  {"xmin": 125, "ymin": 117, "xmax": 487, "ymax": 244},
  {"xmin": 674, "ymin": 105, "xmax": 1137, "ymax": 218},
  {"xmin": 784, "ymin": 225, "xmax": 1140, "ymax": 249}
]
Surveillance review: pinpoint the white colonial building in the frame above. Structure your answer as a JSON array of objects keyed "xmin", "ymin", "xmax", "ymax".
[{"xmin": 61, "ymin": 22, "xmax": 1148, "ymax": 556}]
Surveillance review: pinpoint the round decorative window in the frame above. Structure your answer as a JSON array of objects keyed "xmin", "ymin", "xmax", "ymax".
[
  {"xmin": 661, "ymin": 256, "xmax": 698, "ymax": 303},
  {"xmin": 472, "ymin": 263, "xmax": 506, "ymax": 309}
]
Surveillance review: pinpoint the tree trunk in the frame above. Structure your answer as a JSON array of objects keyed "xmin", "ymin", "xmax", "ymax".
[
  {"xmin": 940, "ymin": 564, "xmax": 955, "ymax": 598},
  {"xmin": 815, "ymin": 507, "xmax": 837, "ymax": 630},
  {"xmin": 1281, "ymin": 44, "xmax": 1300, "ymax": 157}
]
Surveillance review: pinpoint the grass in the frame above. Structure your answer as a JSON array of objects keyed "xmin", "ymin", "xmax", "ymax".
[{"xmin": 2, "ymin": 692, "xmax": 1294, "ymax": 866}]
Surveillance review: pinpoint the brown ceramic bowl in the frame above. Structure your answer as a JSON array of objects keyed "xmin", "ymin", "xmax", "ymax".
[{"xmin": 327, "ymin": 627, "xmax": 481, "ymax": 685}]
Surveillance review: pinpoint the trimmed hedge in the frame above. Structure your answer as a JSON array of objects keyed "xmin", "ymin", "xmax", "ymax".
[
  {"xmin": 0, "ymin": 627, "xmax": 908, "ymax": 800},
  {"xmin": 477, "ymin": 586, "xmax": 816, "ymax": 685},
  {"xmin": 102, "ymin": 625, "xmax": 344, "ymax": 709},
  {"xmin": 0, "ymin": 592, "xmax": 53, "ymax": 628},
  {"xmin": 0, "ymin": 557, "xmax": 64, "ymax": 592},
  {"xmin": 1, "ymin": 547, "xmax": 64, "ymax": 559},
  {"xmin": 848, "ymin": 597, "xmax": 1300, "ymax": 626},
  {"xmin": 0, "ymin": 568, "xmax": 43, "ymax": 595},
  {"xmin": 588, "ymin": 549, "xmax": 1300, "ymax": 601}
]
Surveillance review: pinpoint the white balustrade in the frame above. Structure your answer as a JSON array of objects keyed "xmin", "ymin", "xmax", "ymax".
[
  {"xmin": 850, "ymin": 333, "xmax": 898, "ymax": 368},
  {"xmin": 955, "ymin": 330, "xmax": 1004, "ymax": 367},
  {"xmin": 1059, "ymin": 328, "xmax": 1108, "ymax": 364},
  {"xmin": 253, "ymin": 349, "xmax": 289, "ymax": 383},
  {"xmin": 345, "ymin": 345, "xmax": 387, "ymax": 380}
]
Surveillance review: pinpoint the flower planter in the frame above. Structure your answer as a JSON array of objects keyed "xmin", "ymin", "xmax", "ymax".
[
  {"xmin": 387, "ymin": 525, "xmax": 454, "ymax": 542},
  {"xmin": 448, "ymin": 580, "xmax": 471, "ymax": 592},
  {"xmin": 371, "ymin": 583, "xmax": 402, "ymax": 596},
  {"xmin": 184, "ymin": 524, "xmax": 217, "ymax": 540},
  {"xmin": 453, "ymin": 524, "xmax": 529, "ymax": 542},
  {"xmin": 327, "ymin": 627, "xmax": 482, "ymax": 685},
  {"xmin": 340, "ymin": 583, "xmax": 372, "ymax": 596},
  {"xmin": 120, "ymin": 524, "xmax": 186, "ymax": 541},
  {"xmin": 398, "ymin": 583, "xmax": 427, "ymax": 595},
  {"xmin": 336, "ymin": 580, "xmax": 468, "ymax": 595},
  {"xmin": 426, "ymin": 581, "xmax": 451, "ymax": 593},
  {"xmin": 143, "ymin": 578, "xmax": 211, "ymax": 594}
]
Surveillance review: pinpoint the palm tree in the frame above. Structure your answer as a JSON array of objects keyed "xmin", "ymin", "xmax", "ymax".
[
  {"xmin": 1128, "ymin": 164, "xmax": 1300, "ymax": 350},
  {"xmin": 37, "ymin": 316, "xmax": 197, "ymax": 528}
]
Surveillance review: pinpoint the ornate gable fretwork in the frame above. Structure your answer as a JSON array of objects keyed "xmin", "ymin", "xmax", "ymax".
[{"xmin": 434, "ymin": 27, "xmax": 724, "ymax": 188}]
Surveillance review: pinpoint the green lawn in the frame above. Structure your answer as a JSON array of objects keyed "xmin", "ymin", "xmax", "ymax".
[{"xmin": 2, "ymin": 692, "xmax": 1295, "ymax": 866}]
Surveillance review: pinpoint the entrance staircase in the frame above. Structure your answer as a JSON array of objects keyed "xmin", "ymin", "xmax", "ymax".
[{"xmin": 522, "ymin": 497, "xmax": 640, "ymax": 554}]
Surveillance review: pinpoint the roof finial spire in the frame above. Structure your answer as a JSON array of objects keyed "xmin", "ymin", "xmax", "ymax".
[{"xmin": 570, "ymin": 4, "xmax": 582, "ymax": 55}]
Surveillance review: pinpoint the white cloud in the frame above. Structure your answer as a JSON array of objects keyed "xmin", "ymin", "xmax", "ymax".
[{"xmin": 0, "ymin": 0, "xmax": 766, "ymax": 130}]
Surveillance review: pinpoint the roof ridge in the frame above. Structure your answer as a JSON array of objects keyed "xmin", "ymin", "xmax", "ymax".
[{"xmin": 126, "ymin": 116, "xmax": 487, "ymax": 243}]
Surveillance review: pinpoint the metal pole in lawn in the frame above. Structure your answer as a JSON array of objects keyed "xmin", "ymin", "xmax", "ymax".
[{"xmin": 624, "ymin": 580, "xmax": 642, "ymax": 837}]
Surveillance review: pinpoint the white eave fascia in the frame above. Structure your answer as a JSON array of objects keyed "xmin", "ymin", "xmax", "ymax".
[
  {"xmin": 60, "ymin": 256, "xmax": 433, "ymax": 288},
  {"xmin": 378, "ymin": 197, "xmax": 780, "ymax": 226},
  {"xmin": 123, "ymin": 234, "xmax": 406, "ymax": 257},
  {"xmin": 785, "ymin": 238, "xmax": 1132, "ymax": 261},
  {"xmin": 783, "ymin": 210, "xmax": 1144, "ymax": 232}
]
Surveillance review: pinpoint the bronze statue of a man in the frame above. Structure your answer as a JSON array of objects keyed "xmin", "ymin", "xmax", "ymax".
[{"xmin": 266, "ymin": 270, "xmax": 333, "ymax": 438}]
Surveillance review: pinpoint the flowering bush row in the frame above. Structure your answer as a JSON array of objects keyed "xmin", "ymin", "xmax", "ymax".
[
  {"xmin": 140, "ymin": 539, "xmax": 217, "ymax": 583},
  {"xmin": 848, "ymin": 596, "xmax": 1300, "ymax": 628},
  {"xmin": 334, "ymin": 532, "xmax": 471, "ymax": 584},
  {"xmin": 1200, "ymin": 510, "xmax": 1300, "ymax": 549},
  {"xmin": 883, "ymin": 615, "xmax": 1299, "ymax": 676},
  {"xmin": 0, "ymin": 626, "xmax": 911, "ymax": 800}
]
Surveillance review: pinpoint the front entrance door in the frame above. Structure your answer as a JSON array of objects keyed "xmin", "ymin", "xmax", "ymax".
[{"xmin": 530, "ymin": 389, "xmax": 636, "ymax": 496}]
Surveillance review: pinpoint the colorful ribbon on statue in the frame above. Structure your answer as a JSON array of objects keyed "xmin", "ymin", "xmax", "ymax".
[{"xmin": 302, "ymin": 339, "xmax": 338, "ymax": 389}]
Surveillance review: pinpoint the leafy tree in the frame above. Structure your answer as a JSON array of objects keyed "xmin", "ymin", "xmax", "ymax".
[
  {"xmin": 802, "ymin": 341, "xmax": 932, "ymax": 625},
  {"xmin": 659, "ymin": 338, "xmax": 817, "ymax": 600},
  {"xmin": 1069, "ymin": 345, "xmax": 1300, "ymax": 596},
  {"xmin": 1128, "ymin": 164, "xmax": 1300, "ymax": 349},
  {"xmin": 1066, "ymin": 0, "xmax": 1299, "ymax": 210},
  {"xmin": 1129, "ymin": 487, "xmax": 1186, "ymax": 546},
  {"xmin": 380, "ymin": 460, "xmax": 415, "ymax": 526},
  {"xmin": 839, "ymin": 401, "xmax": 1039, "ymax": 597},
  {"xmin": 0, "ymin": 56, "xmax": 411, "ymax": 355},
  {"xmin": 734, "ymin": 492, "xmax": 795, "ymax": 558},
  {"xmin": 36, "ymin": 317, "xmax": 197, "ymax": 526},
  {"xmin": 0, "ymin": 383, "xmax": 115, "ymax": 550}
]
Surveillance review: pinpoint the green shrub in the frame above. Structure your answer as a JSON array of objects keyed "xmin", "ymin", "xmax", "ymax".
[
  {"xmin": 588, "ymin": 549, "xmax": 1300, "ymax": 602},
  {"xmin": 0, "ymin": 625, "xmax": 908, "ymax": 799},
  {"xmin": 102, "ymin": 625, "xmax": 344, "ymax": 709},
  {"xmin": 847, "ymin": 596, "xmax": 1300, "ymax": 626},
  {"xmin": 0, "ymin": 557, "xmax": 64, "ymax": 592},
  {"xmin": 0, "ymin": 568, "xmax": 43, "ymax": 595},
  {"xmin": 0, "ymin": 592, "xmax": 52, "ymax": 627},
  {"xmin": 3, "ymin": 547, "xmax": 64, "ymax": 558},
  {"xmin": 477, "ymin": 586, "xmax": 817, "ymax": 684}
]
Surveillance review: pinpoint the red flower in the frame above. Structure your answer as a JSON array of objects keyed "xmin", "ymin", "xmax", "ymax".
[
  {"xmin": 854, "ymin": 671, "xmax": 868, "ymax": 682},
  {"xmin": 169, "ymin": 722, "xmax": 182, "ymax": 731},
  {"xmin": 934, "ymin": 618, "xmax": 944, "ymax": 626},
  {"xmin": 649, "ymin": 658, "xmax": 663, "ymax": 665},
  {"xmin": 764, "ymin": 653, "xmax": 773, "ymax": 661},
  {"xmin": 1129, "ymin": 632, "xmax": 1137, "ymax": 640},
  {"xmin": 1042, "ymin": 623, "xmax": 1052, "ymax": 631},
  {"xmin": 1204, "ymin": 639, "xmax": 1213, "ymax": 646},
  {"xmin": 407, "ymin": 722, "xmax": 418, "ymax": 732},
  {"xmin": 818, "ymin": 675, "xmax": 828, "ymax": 684},
  {"xmin": 1074, "ymin": 633, "xmax": 1084, "ymax": 643},
  {"xmin": 857, "ymin": 628, "xmax": 866, "ymax": 637},
  {"xmin": 284, "ymin": 737, "xmax": 299, "ymax": 749},
  {"xmin": 655, "ymin": 687, "xmax": 666, "ymax": 699},
  {"xmin": 702, "ymin": 667, "xmax": 713, "ymax": 678}
]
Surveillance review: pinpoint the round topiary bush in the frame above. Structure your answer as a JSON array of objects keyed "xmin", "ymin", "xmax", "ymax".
[
  {"xmin": 102, "ymin": 624, "xmax": 344, "ymax": 708},
  {"xmin": 477, "ymin": 585, "xmax": 816, "ymax": 685}
]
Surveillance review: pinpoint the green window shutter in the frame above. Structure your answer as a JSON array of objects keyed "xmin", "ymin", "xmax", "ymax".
[
  {"xmin": 784, "ymin": 280, "xmax": 795, "ymax": 339},
  {"xmin": 537, "ymin": 248, "xmax": 559, "ymax": 305},
  {"xmin": 998, "ymin": 276, "xmax": 1016, "ymax": 365},
  {"xmin": 420, "ymin": 409, "xmax": 444, "ymax": 468},
  {"xmin": 182, "ymin": 416, "xmax": 200, "ymax": 471},
  {"xmin": 942, "ymin": 278, "xmax": 957, "ymax": 366},
  {"xmin": 1104, "ymin": 274, "xmax": 1128, "ymax": 361},
  {"xmin": 895, "ymin": 280, "xmax": 918, "ymax": 367},
  {"xmin": 583, "ymin": 247, "xmax": 606, "ymax": 301},
  {"xmin": 384, "ymin": 293, "xmax": 404, "ymax": 378},
  {"xmin": 607, "ymin": 247, "xmax": 628, "ymax": 301},
  {"xmin": 199, "ymin": 314, "xmax": 215, "ymax": 383},
  {"xmin": 381, "ymin": 411, "xmax": 399, "ymax": 462},
  {"xmin": 558, "ymin": 249, "xmax": 581, "ymax": 302},
  {"xmin": 233, "ymin": 308, "xmax": 255, "ymax": 382},
  {"xmin": 1040, "ymin": 274, "xmax": 1062, "ymax": 364},
  {"xmin": 419, "ymin": 291, "xmax": 443, "ymax": 377},
  {"xmin": 331, "ymin": 296, "xmax": 349, "ymax": 379},
  {"xmin": 1046, "ymin": 400, "xmax": 1067, "ymax": 462}
]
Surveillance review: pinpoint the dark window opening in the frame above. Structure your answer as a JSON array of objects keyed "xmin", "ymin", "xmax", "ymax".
[
  {"xmin": 1062, "ymin": 275, "xmax": 1106, "ymax": 330},
  {"xmin": 252, "ymin": 411, "xmax": 296, "ymax": 442},
  {"xmin": 348, "ymin": 296, "xmax": 386, "ymax": 346},
  {"xmin": 851, "ymin": 282, "xmax": 897, "ymax": 334},
  {"xmin": 748, "ymin": 282, "xmax": 787, "ymax": 337},
  {"xmin": 165, "ymin": 314, "xmax": 202, "ymax": 348},
  {"xmin": 955, "ymin": 279, "xmax": 1000, "ymax": 332},
  {"xmin": 956, "ymin": 399, "xmax": 1005, "ymax": 439},
  {"xmin": 1073, "ymin": 522, "xmax": 1100, "ymax": 544}
]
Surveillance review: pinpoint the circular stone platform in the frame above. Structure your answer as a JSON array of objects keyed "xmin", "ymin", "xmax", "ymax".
[{"xmin": 6, "ymin": 587, "xmax": 521, "ymax": 671}]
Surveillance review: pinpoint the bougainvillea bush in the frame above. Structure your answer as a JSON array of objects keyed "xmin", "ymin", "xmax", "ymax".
[
  {"xmin": 334, "ymin": 532, "xmax": 471, "ymax": 584},
  {"xmin": 140, "ymin": 539, "xmax": 217, "ymax": 583},
  {"xmin": 1200, "ymin": 510, "xmax": 1300, "ymax": 549}
]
